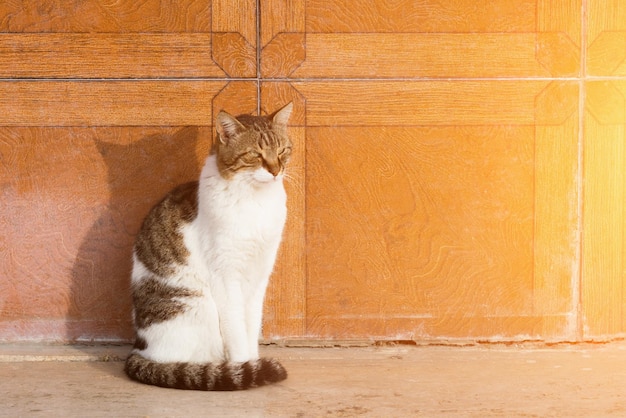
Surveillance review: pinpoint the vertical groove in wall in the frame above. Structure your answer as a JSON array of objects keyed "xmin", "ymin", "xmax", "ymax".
[
  {"xmin": 256, "ymin": 0, "xmax": 261, "ymax": 114},
  {"xmin": 575, "ymin": 0, "xmax": 588, "ymax": 341}
]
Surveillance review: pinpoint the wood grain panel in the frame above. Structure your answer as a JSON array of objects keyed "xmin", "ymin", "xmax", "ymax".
[
  {"xmin": 9, "ymin": 0, "xmax": 626, "ymax": 344},
  {"xmin": 212, "ymin": 0, "xmax": 256, "ymax": 46},
  {"xmin": 0, "ymin": 1, "xmax": 259, "ymax": 79},
  {"xmin": 211, "ymin": 33, "xmax": 256, "ymax": 77},
  {"xmin": 0, "ymin": 34, "xmax": 224, "ymax": 79},
  {"xmin": 261, "ymin": 33, "xmax": 306, "ymax": 78},
  {"xmin": 0, "ymin": 0, "xmax": 211, "ymax": 32},
  {"xmin": 0, "ymin": 126, "xmax": 212, "ymax": 341},
  {"xmin": 587, "ymin": 0, "xmax": 626, "ymax": 76},
  {"xmin": 305, "ymin": 0, "xmax": 536, "ymax": 33},
  {"xmin": 262, "ymin": 0, "xmax": 580, "ymax": 78},
  {"xmin": 534, "ymin": 112, "xmax": 580, "ymax": 339},
  {"xmin": 305, "ymin": 126, "xmax": 536, "ymax": 340},
  {"xmin": 260, "ymin": 0, "xmax": 305, "ymax": 47},
  {"xmin": 537, "ymin": 0, "xmax": 582, "ymax": 44},
  {"xmin": 292, "ymin": 81, "xmax": 563, "ymax": 126},
  {"xmin": 0, "ymin": 81, "xmax": 259, "ymax": 126},
  {"xmin": 290, "ymin": 33, "xmax": 577, "ymax": 78},
  {"xmin": 582, "ymin": 80, "xmax": 626, "ymax": 339},
  {"xmin": 211, "ymin": 0, "xmax": 257, "ymax": 77},
  {"xmin": 260, "ymin": 82, "xmax": 306, "ymax": 126},
  {"xmin": 212, "ymin": 82, "xmax": 259, "ymax": 120},
  {"xmin": 259, "ymin": 0, "xmax": 305, "ymax": 77},
  {"xmin": 302, "ymin": 79, "xmax": 580, "ymax": 341}
]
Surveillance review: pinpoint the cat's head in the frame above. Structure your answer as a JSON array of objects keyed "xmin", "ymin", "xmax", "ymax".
[{"xmin": 214, "ymin": 103, "xmax": 293, "ymax": 184}]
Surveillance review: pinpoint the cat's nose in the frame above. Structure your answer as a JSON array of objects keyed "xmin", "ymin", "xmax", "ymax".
[{"xmin": 266, "ymin": 163, "xmax": 281, "ymax": 177}]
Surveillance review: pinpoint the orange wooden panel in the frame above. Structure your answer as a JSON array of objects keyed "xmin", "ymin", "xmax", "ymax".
[
  {"xmin": 261, "ymin": 0, "xmax": 580, "ymax": 78},
  {"xmin": 0, "ymin": 0, "xmax": 212, "ymax": 32},
  {"xmin": 212, "ymin": 32, "xmax": 256, "ymax": 77},
  {"xmin": 0, "ymin": 126, "xmax": 212, "ymax": 341},
  {"xmin": 582, "ymin": 80, "xmax": 626, "ymax": 339},
  {"xmin": 291, "ymin": 81, "xmax": 576, "ymax": 126},
  {"xmin": 260, "ymin": 82, "xmax": 306, "ymax": 127},
  {"xmin": 261, "ymin": 33, "xmax": 306, "ymax": 78},
  {"xmin": 587, "ymin": 0, "xmax": 626, "ymax": 76},
  {"xmin": 259, "ymin": 0, "xmax": 306, "ymax": 77},
  {"xmin": 8, "ymin": 0, "xmax": 624, "ymax": 345},
  {"xmin": 302, "ymin": 80, "xmax": 579, "ymax": 341},
  {"xmin": 289, "ymin": 33, "xmax": 578, "ymax": 79},
  {"xmin": 0, "ymin": 81, "xmax": 257, "ymax": 126},
  {"xmin": 0, "ymin": 1, "xmax": 258, "ymax": 79},
  {"xmin": 260, "ymin": 0, "xmax": 305, "ymax": 47},
  {"xmin": 0, "ymin": 34, "xmax": 224, "ymax": 78},
  {"xmin": 212, "ymin": 0, "xmax": 256, "ymax": 45},
  {"xmin": 533, "ymin": 113, "xmax": 581, "ymax": 339},
  {"xmin": 305, "ymin": 0, "xmax": 536, "ymax": 33},
  {"xmin": 212, "ymin": 0, "xmax": 257, "ymax": 77},
  {"xmin": 306, "ymin": 126, "xmax": 536, "ymax": 339}
]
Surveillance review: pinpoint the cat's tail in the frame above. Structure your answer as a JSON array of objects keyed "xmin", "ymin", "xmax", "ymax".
[{"xmin": 124, "ymin": 353, "xmax": 287, "ymax": 391}]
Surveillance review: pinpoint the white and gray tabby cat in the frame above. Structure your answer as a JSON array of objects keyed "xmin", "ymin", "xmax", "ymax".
[{"xmin": 124, "ymin": 103, "xmax": 293, "ymax": 391}]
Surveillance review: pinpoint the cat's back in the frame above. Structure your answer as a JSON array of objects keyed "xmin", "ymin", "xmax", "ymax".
[{"xmin": 134, "ymin": 181, "xmax": 199, "ymax": 276}]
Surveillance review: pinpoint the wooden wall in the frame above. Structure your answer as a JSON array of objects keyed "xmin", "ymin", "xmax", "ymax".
[{"xmin": 1, "ymin": 0, "xmax": 625, "ymax": 343}]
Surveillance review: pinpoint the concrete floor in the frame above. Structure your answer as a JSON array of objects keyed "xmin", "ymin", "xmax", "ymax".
[{"xmin": 1, "ymin": 342, "xmax": 626, "ymax": 417}]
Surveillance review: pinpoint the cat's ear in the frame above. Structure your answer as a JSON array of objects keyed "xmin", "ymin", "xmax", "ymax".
[
  {"xmin": 216, "ymin": 111, "xmax": 245, "ymax": 144},
  {"xmin": 271, "ymin": 102, "xmax": 293, "ymax": 130}
]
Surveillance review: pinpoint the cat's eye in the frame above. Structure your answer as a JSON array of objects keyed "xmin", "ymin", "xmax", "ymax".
[
  {"xmin": 241, "ymin": 151, "xmax": 262, "ymax": 165},
  {"xmin": 279, "ymin": 147, "xmax": 292, "ymax": 160}
]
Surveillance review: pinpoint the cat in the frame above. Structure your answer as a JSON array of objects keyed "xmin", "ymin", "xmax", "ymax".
[{"xmin": 124, "ymin": 103, "xmax": 293, "ymax": 391}]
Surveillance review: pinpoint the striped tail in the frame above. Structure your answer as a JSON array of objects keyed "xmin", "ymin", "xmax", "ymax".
[{"xmin": 124, "ymin": 353, "xmax": 287, "ymax": 391}]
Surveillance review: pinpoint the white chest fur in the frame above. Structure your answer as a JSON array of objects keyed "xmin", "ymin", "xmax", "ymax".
[{"xmin": 188, "ymin": 155, "xmax": 287, "ymax": 284}]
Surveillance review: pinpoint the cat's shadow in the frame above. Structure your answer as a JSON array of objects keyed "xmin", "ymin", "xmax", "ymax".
[{"xmin": 67, "ymin": 126, "xmax": 206, "ymax": 346}]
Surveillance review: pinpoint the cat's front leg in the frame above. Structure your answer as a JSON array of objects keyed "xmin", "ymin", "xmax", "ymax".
[
  {"xmin": 217, "ymin": 280, "xmax": 251, "ymax": 363},
  {"xmin": 245, "ymin": 282, "xmax": 268, "ymax": 360}
]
